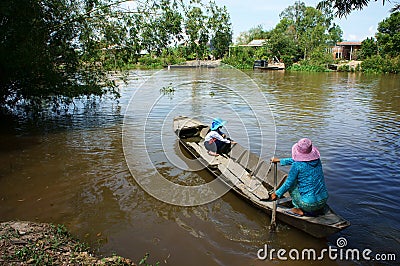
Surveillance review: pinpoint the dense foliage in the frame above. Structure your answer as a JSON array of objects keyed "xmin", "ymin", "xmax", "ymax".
[
  {"xmin": 361, "ymin": 55, "xmax": 400, "ymax": 74},
  {"xmin": 376, "ymin": 12, "xmax": 400, "ymax": 57},
  {"xmin": 317, "ymin": 0, "xmax": 400, "ymax": 17},
  {"xmin": 357, "ymin": 12, "xmax": 400, "ymax": 74},
  {"xmin": 357, "ymin": 38, "xmax": 378, "ymax": 60},
  {"xmin": 0, "ymin": 0, "xmax": 232, "ymax": 112},
  {"xmin": 224, "ymin": 2, "xmax": 341, "ymax": 69},
  {"xmin": 225, "ymin": 2, "xmax": 400, "ymax": 74},
  {"xmin": 1, "ymin": 0, "xmax": 399, "ymax": 114},
  {"xmin": 236, "ymin": 25, "xmax": 269, "ymax": 45},
  {"xmin": 1, "ymin": 0, "xmax": 121, "ymax": 112}
]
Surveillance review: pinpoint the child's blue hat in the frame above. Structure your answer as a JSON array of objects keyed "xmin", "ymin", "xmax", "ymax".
[{"xmin": 211, "ymin": 118, "xmax": 227, "ymax": 130}]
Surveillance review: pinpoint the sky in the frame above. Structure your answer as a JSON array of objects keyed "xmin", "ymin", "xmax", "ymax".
[{"xmin": 217, "ymin": 0, "xmax": 395, "ymax": 43}]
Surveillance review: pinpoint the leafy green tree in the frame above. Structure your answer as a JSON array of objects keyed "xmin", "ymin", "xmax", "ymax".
[
  {"xmin": 267, "ymin": 18, "xmax": 298, "ymax": 61},
  {"xmin": 236, "ymin": 25, "xmax": 269, "ymax": 45},
  {"xmin": 140, "ymin": 0, "xmax": 183, "ymax": 56},
  {"xmin": 183, "ymin": 4, "xmax": 209, "ymax": 59},
  {"xmin": 317, "ymin": 0, "xmax": 399, "ymax": 17},
  {"xmin": 222, "ymin": 46, "xmax": 256, "ymax": 69},
  {"xmin": 207, "ymin": 1, "xmax": 232, "ymax": 59},
  {"xmin": 376, "ymin": 12, "xmax": 400, "ymax": 57},
  {"xmin": 358, "ymin": 37, "xmax": 378, "ymax": 59},
  {"xmin": 295, "ymin": 6, "xmax": 329, "ymax": 59},
  {"xmin": 0, "ymin": 0, "xmax": 231, "ymax": 113},
  {"xmin": 0, "ymin": 0, "xmax": 125, "ymax": 112},
  {"xmin": 279, "ymin": 1, "xmax": 307, "ymax": 43},
  {"xmin": 358, "ymin": 12, "xmax": 400, "ymax": 74},
  {"xmin": 327, "ymin": 23, "xmax": 343, "ymax": 46},
  {"xmin": 272, "ymin": 2, "xmax": 341, "ymax": 61},
  {"xmin": 317, "ymin": 2, "xmax": 343, "ymax": 45},
  {"xmin": 181, "ymin": 1, "xmax": 232, "ymax": 60},
  {"xmin": 361, "ymin": 54, "xmax": 400, "ymax": 74}
]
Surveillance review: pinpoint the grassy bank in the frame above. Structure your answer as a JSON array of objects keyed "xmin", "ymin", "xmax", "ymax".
[{"xmin": 0, "ymin": 221, "xmax": 141, "ymax": 265}]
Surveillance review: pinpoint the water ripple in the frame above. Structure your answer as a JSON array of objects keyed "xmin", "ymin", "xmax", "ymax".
[{"xmin": 1, "ymin": 70, "xmax": 399, "ymax": 265}]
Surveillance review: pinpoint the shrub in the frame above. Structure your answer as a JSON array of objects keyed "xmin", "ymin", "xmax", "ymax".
[
  {"xmin": 288, "ymin": 60, "xmax": 328, "ymax": 72},
  {"xmin": 137, "ymin": 55, "xmax": 163, "ymax": 69},
  {"xmin": 361, "ymin": 55, "xmax": 400, "ymax": 74}
]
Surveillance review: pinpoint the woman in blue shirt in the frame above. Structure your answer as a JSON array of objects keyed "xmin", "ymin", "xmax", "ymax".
[{"xmin": 271, "ymin": 138, "xmax": 328, "ymax": 216}]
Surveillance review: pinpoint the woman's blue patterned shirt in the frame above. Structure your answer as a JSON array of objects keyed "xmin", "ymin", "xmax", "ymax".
[{"xmin": 275, "ymin": 158, "xmax": 329, "ymax": 204}]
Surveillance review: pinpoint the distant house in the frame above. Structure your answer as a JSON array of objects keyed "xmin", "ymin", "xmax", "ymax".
[
  {"xmin": 330, "ymin": 41, "xmax": 362, "ymax": 60},
  {"xmin": 238, "ymin": 39, "xmax": 266, "ymax": 47},
  {"xmin": 228, "ymin": 39, "xmax": 266, "ymax": 57}
]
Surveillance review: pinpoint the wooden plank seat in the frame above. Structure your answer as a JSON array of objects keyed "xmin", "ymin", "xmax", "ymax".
[
  {"xmin": 186, "ymin": 141, "xmax": 220, "ymax": 167},
  {"xmin": 186, "ymin": 141, "xmax": 269, "ymax": 200}
]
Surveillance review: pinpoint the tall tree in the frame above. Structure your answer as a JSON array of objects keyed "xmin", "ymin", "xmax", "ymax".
[
  {"xmin": 358, "ymin": 37, "xmax": 378, "ymax": 59},
  {"xmin": 316, "ymin": 1, "xmax": 343, "ymax": 45},
  {"xmin": 207, "ymin": 1, "xmax": 232, "ymax": 58},
  {"xmin": 236, "ymin": 25, "xmax": 269, "ymax": 45},
  {"xmin": 327, "ymin": 23, "xmax": 343, "ymax": 46},
  {"xmin": 275, "ymin": 2, "xmax": 341, "ymax": 60},
  {"xmin": 376, "ymin": 11, "xmax": 400, "ymax": 57},
  {"xmin": 184, "ymin": 4, "xmax": 208, "ymax": 59},
  {"xmin": 182, "ymin": 1, "xmax": 232, "ymax": 60},
  {"xmin": 267, "ymin": 18, "xmax": 298, "ymax": 60},
  {"xmin": 0, "ymin": 0, "xmax": 231, "ymax": 113},
  {"xmin": 0, "ymin": 0, "xmax": 122, "ymax": 112},
  {"xmin": 140, "ymin": 0, "xmax": 183, "ymax": 56}
]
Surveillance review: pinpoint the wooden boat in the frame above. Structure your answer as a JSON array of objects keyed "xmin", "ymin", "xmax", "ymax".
[
  {"xmin": 173, "ymin": 116, "xmax": 350, "ymax": 238},
  {"xmin": 253, "ymin": 59, "xmax": 285, "ymax": 70}
]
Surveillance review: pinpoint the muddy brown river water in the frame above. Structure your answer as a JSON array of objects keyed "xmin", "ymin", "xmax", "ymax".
[{"xmin": 1, "ymin": 67, "xmax": 399, "ymax": 265}]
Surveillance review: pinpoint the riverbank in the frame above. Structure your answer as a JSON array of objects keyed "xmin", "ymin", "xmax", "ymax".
[
  {"xmin": 0, "ymin": 221, "xmax": 136, "ymax": 265},
  {"xmin": 166, "ymin": 59, "xmax": 222, "ymax": 68},
  {"xmin": 328, "ymin": 60, "xmax": 363, "ymax": 71}
]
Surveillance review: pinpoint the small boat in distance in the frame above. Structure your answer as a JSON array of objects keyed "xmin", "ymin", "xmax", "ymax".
[
  {"xmin": 173, "ymin": 116, "xmax": 350, "ymax": 238},
  {"xmin": 253, "ymin": 59, "xmax": 285, "ymax": 70}
]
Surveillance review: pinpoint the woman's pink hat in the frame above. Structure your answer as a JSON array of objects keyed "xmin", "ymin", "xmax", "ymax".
[{"xmin": 292, "ymin": 138, "xmax": 320, "ymax": 161}]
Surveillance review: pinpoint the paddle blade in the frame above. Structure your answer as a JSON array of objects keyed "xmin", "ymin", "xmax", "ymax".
[{"xmin": 269, "ymin": 200, "xmax": 277, "ymax": 231}]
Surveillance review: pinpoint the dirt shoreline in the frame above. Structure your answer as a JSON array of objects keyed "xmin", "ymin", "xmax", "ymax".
[{"xmin": 0, "ymin": 221, "xmax": 136, "ymax": 265}]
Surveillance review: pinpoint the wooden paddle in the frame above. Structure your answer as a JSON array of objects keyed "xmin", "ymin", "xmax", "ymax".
[{"xmin": 269, "ymin": 162, "xmax": 278, "ymax": 231}]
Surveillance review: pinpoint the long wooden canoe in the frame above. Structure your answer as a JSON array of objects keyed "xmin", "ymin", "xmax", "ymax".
[{"xmin": 173, "ymin": 116, "xmax": 350, "ymax": 238}]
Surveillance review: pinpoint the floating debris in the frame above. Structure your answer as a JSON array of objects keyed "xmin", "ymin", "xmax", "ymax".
[{"xmin": 160, "ymin": 83, "xmax": 175, "ymax": 94}]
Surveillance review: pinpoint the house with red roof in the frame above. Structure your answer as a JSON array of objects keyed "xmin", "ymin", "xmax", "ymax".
[{"xmin": 330, "ymin": 41, "xmax": 362, "ymax": 60}]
